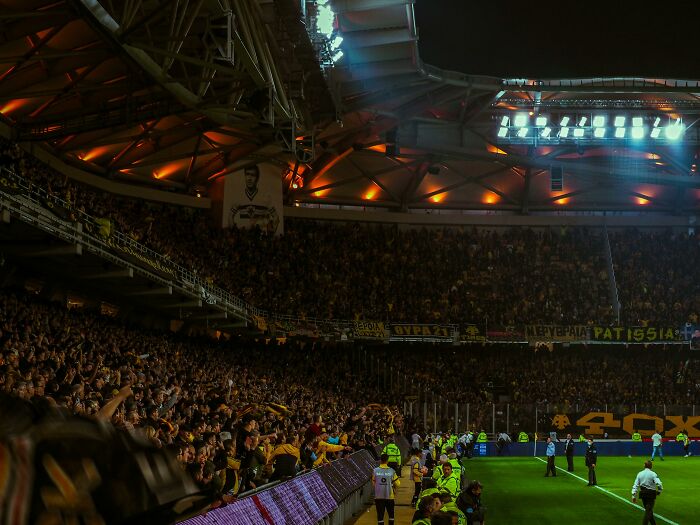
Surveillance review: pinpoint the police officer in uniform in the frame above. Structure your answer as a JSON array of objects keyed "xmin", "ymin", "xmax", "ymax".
[
  {"xmin": 585, "ymin": 437, "xmax": 597, "ymax": 486},
  {"xmin": 518, "ymin": 431, "xmax": 529, "ymax": 443},
  {"xmin": 564, "ymin": 433, "xmax": 575, "ymax": 472}
]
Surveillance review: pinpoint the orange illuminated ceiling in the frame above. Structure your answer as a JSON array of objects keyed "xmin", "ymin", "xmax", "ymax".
[{"xmin": 0, "ymin": 0, "xmax": 698, "ymax": 216}]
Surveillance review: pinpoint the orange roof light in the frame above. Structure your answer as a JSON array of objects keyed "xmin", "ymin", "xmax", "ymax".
[
  {"xmin": 482, "ymin": 192, "xmax": 499, "ymax": 205},
  {"xmin": 487, "ymin": 144, "xmax": 507, "ymax": 155},
  {"xmin": 431, "ymin": 194, "xmax": 444, "ymax": 203},
  {"xmin": 364, "ymin": 190, "xmax": 376, "ymax": 200},
  {"xmin": 0, "ymin": 99, "xmax": 29, "ymax": 115}
]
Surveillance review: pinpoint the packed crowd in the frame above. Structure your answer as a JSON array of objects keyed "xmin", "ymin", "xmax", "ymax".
[
  {"xmin": 3, "ymin": 138, "xmax": 700, "ymax": 327},
  {"xmin": 381, "ymin": 344, "xmax": 700, "ymax": 429},
  {"xmin": 0, "ymin": 289, "xmax": 403, "ymax": 497},
  {"xmin": 610, "ymin": 229, "xmax": 700, "ymax": 325}
]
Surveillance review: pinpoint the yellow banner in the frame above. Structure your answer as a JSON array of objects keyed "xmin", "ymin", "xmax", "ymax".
[{"xmin": 352, "ymin": 321, "xmax": 386, "ymax": 339}]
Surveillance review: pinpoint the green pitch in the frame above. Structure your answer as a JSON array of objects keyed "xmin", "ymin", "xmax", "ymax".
[{"xmin": 460, "ymin": 455, "xmax": 699, "ymax": 524}]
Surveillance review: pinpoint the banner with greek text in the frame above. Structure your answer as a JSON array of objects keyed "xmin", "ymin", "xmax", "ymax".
[
  {"xmin": 591, "ymin": 326, "xmax": 681, "ymax": 342},
  {"xmin": 352, "ymin": 321, "xmax": 387, "ymax": 340},
  {"xmin": 389, "ymin": 324, "xmax": 454, "ymax": 341},
  {"xmin": 526, "ymin": 325, "xmax": 588, "ymax": 342}
]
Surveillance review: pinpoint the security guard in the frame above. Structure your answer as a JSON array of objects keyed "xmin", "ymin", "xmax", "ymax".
[
  {"xmin": 579, "ymin": 434, "xmax": 586, "ymax": 443},
  {"xmin": 683, "ymin": 434, "xmax": 691, "ymax": 457},
  {"xmin": 518, "ymin": 431, "xmax": 529, "ymax": 443},
  {"xmin": 435, "ymin": 462, "xmax": 460, "ymax": 498},
  {"xmin": 632, "ymin": 431, "xmax": 642, "ymax": 442},
  {"xmin": 676, "ymin": 431, "xmax": 687, "ymax": 443},
  {"xmin": 382, "ymin": 434, "xmax": 403, "ymax": 478},
  {"xmin": 432, "ymin": 454, "xmax": 449, "ymax": 480},
  {"xmin": 477, "ymin": 430, "xmax": 488, "ymax": 443}
]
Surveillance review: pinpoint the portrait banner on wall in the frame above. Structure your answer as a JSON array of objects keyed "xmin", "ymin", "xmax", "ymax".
[{"xmin": 223, "ymin": 162, "xmax": 284, "ymax": 235}]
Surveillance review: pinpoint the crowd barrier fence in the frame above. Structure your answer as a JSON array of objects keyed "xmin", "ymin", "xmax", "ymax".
[{"xmin": 178, "ymin": 450, "xmax": 376, "ymax": 525}]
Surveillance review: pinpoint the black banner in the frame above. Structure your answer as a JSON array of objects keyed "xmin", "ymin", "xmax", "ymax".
[
  {"xmin": 591, "ymin": 326, "xmax": 681, "ymax": 342},
  {"xmin": 461, "ymin": 324, "xmax": 487, "ymax": 342}
]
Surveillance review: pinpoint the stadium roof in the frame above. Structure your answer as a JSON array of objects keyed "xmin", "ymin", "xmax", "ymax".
[{"xmin": 2, "ymin": 0, "xmax": 700, "ymax": 213}]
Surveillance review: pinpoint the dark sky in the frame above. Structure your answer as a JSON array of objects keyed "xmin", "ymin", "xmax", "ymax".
[{"xmin": 414, "ymin": 1, "xmax": 700, "ymax": 79}]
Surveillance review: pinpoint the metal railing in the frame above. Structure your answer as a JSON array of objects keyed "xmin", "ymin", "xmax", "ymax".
[{"xmin": 0, "ymin": 167, "xmax": 265, "ymax": 322}]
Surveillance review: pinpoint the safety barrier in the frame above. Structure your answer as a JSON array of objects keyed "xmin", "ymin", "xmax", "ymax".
[{"xmin": 178, "ymin": 450, "xmax": 376, "ymax": 525}]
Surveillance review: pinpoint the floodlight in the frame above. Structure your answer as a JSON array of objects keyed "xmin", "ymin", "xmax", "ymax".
[
  {"xmin": 560, "ymin": 116, "xmax": 570, "ymax": 126},
  {"xmin": 535, "ymin": 116, "xmax": 547, "ymax": 126},
  {"xmin": 332, "ymin": 50, "xmax": 343, "ymax": 62},
  {"xmin": 573, "ymin": 128, "xmax": 585, "ymax": 137},
  {"xmin": 330, "ymin": 36, "xmax": 343, "ymax": 50},
  {"xmin": 541, "ymin": 127, "xmax": 552, "ymax": 138},
  {"xmin": 514, "ymin": 113, "xmax": 528, "ymax": 127},
  {"xmin": 497, "ymin": 127, "xmax": 508, "ymax": 138},
  {"xmin": 317, "ymin": 4, "xmax": 335, "ymax": 36},
  {"xmin": 560, "ymin": 127, "xmax": 570, "ymax": 138},
  {"xmin": 593, "ymin": 127, "xmax": 606, "ymax": 138},
  {"xmin": 653, "ymin": 117, "xmax": 661, "ymax": 128},
  {"xmin": 631, "ymin": 127, "xmax": 644, "ymax": 139},
  {"xmin": 614, "ymin": 116, "xmax": 625, "ymax": 127},
  {"xmin": 650, "ymin": 127, "xmax": 661, "ymax": 139},
  {"xmin": 500, "ymin": 116, "xmax": 510, "ymax": 126},
  {"xmin": 615, "ymin": 127, "xmax": 626, "ymax": 138},
  {"xmin": 592, "ymin": 116, "xmax": 605, "ymax": 127},
  {"xmin": 632, "ymin": 117, "xmax": 643, "ymax": 127},
  {"xmin": 665, "ymin": 119, "xmax": 683, "ymax": 140},
  {"xmin": 517, "ymin": 127, "xmax": 528, "ymax": 137},
  {"xmin": 578, "ymin": 116, "xmax": 587, "ymax": 127}
]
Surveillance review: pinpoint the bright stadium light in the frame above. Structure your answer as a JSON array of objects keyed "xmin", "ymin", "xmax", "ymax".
[
  {"xmin": 316, "ymin": 3, "xmax": 335, "ymax": 36},
  {"xmin": 497, "ymin": 127, "xmax": 508, "ymax": 138},
  {"xmin": 541, "ymin": 126, "xmax": 552, "ymax": 138},
  {"xmin": 615, "ymin": 127, "xmax": 626, "ymax": 138},
  {"xmin": 517, "ymin": 127, "xmax": 528, "ymax": 137},
  {"xmin": 632, "ymin": 117, "xmax": 643, "ymax": 127},
  {"xmin": 631, "ymin": 127, "xmax": 644, "ymax": 139},
  {"xmin": 594, "ymin": 127, "xmax": 606, "ymax": 138},
  {"xmin": 560, "ymin": 116, "xmax": 570, "ymax": 126},
  {"xmin": 500, "ymin": 116, "xmax": 510, "ymax": 126},
  {"xmin": 665, "ymin": 118, "xmax": 684, "ymax": 140},
  {"xmin": 573, "ymin": 127, "xmax": 585, "ymax": 137},
  {"xmin": 650, "ymin": 127, "xmax": 661, "ymax": 139},
  {"xmin": 332, "ymin": 50, "xmax": 343, "ymax": 62},
  {"xmin": 514, "ymin": 113, "xmax": 528, "ymax": 127},
  {"xmin": 578, "ymin": 116, "xmax": 587, "ymax": 127},
  {"xmin": 560, "ymin": 127, "xmax": 570, "ymax": 138},
  {"xmin": 592, "ymin": 115, "xmax": 605, "ymax": 127},
  {"xmin": 614, "ymin": 116, "xmax": 626, "ymax": 127},
  {"xmin": 535, "ymin": 116, "xmax": 547, "ymax": 126},
  {"xmin": 330, "ymin": 35, "xmax": 343, "ymax": 50},
  {"xmin": 653, "ymin": 116, "xmax": 661, "ymax": 128}
]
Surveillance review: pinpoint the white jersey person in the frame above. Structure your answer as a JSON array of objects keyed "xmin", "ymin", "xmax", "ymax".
[
  {"xmin": 632, "ymin": 460, "xmax": 663, "ymax": 525},
  {"xmin": 372, "ymin": 453, "xmax": 399, "ymax": 525}
]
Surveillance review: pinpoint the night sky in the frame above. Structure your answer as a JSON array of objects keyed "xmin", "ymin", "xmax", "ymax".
[{"xmin": 414, "ymin": 0, "xmax": 700, "ymax": 79}]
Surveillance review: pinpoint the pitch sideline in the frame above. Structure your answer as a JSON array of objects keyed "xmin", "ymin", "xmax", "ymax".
[{"xmin": 533, "ymin": 457, "xmax": 679, "ymax": 525}]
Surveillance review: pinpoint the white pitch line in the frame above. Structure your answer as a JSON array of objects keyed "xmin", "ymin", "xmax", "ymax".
[{"xmin": 534, "ymin": 457, "xmax": 679, "ymax": 525}]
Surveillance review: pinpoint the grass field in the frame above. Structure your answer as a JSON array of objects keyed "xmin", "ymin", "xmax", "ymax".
[{"xmin": 460, "ymin": 455, "xmax": 700, "ymax": 524}]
